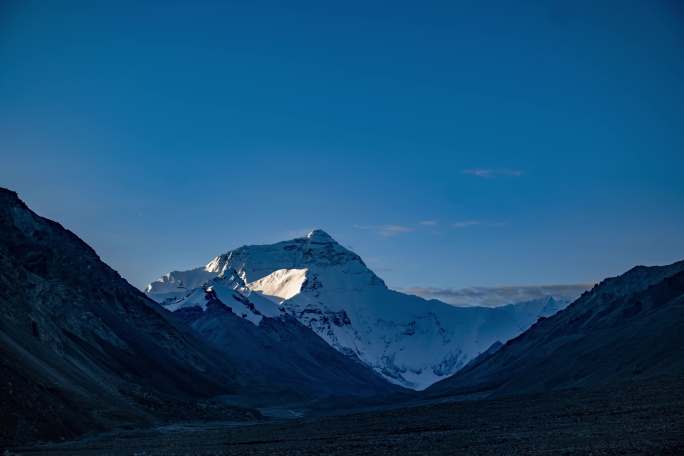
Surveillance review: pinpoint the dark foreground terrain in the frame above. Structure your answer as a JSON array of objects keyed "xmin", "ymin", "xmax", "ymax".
[{"xmin": 12, "ymin": 377, "xmax": 684, "ymax": 456}]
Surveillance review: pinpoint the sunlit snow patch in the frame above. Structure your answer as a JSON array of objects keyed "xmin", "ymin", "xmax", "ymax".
[
  {"xmin": 248, "ymin": 268, "xmax": 309, "ymax": 302},
  {"xmin": 162, "ymin": 271, "xmax": 282, "ymax": 326}
]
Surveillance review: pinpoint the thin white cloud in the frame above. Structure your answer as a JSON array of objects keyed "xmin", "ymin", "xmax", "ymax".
[
  {"xmin": 462, "ymin": 168, "xmax": 523, "ymax": 178},
  {"xmin": 451, "ymin": 220, "xmax": 508, "ymax": 229},
  {"xmin": 451, "ymin": 220, "xmax": 481, "ymax": 228},
  {"xmin": 356, "ymin": 219, "xmax": 503, "ymax": 236},
  {"xmin": 399, "ymin": 284, "xmax": 592, "ymax": 307},
  {"xmin": 353, "ymin": 224, "xmax": 415, "ymax": 237},
  {"xmin": 379, "ymin": 225, "xmax": 414, "ymax": 237}
]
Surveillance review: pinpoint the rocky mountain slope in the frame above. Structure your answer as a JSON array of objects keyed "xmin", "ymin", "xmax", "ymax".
[
  {"xmin": 426, "ymin": 260, "xmax": 684, "ymax": 398},
  {"xmin": 147, "ymin": 229, "xmax": 571, "ymax": 389},
  {"xmin": 0, "ymin": 188, "xmax": 257, "ymax": 446}
]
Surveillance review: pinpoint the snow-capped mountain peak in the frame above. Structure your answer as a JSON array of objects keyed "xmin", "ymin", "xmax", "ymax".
[{"xmin": 146, "ymin": 231, "xmax": 572, "ymax": 389}]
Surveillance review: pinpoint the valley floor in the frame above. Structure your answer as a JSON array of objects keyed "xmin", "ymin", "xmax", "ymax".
[{"xmin": 12, "ymin": 377, "xmax": 684, "ymax": 456}]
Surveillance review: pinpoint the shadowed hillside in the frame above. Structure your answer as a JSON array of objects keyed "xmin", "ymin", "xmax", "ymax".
[
  {"xmin": 0, "ymin": 188, "xmax": 257, "ymax": 445},
  {"xmin": 426, "ymin": 260, "xmax": 684, "ymax": 398}
]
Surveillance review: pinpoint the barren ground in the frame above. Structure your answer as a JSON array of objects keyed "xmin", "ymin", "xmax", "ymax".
[{"xmin": 12, "ymin": 378, "xmax": 684, "ymax": 456}]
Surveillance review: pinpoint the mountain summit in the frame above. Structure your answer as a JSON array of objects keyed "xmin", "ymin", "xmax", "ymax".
[
  {"xmin": 147, "ymin": 231, "xmax": 570, "ymax": 389},
  {"xmin": 146, "ymin": 229, "xmax": 386, "ymax": 304},
  {"xmin": 306, "ymin": 228, "xmax": 335, "ymax": 242}
]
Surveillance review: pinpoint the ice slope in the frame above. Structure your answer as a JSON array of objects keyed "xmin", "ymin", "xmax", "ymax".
[
  {"xmin": 249, "ymin": 268, "xmax": 309, "ymax": 301},
  {"xmin": 146, "ymin": 230, "xmax": 569, "ymax": 389}
]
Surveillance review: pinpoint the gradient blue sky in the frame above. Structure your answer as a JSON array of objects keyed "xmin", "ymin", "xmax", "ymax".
[{"xmin": 1, "ymin": 1, "xmax": 683, "ymax": 291}]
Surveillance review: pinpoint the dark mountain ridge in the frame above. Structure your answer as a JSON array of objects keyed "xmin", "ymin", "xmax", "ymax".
[
  {"xmin": 0, "ymin": 187, "xmax": 255, "ymax": 445},
  {"xmin": 426, "ymin": 260, "xmax": 684, "ymax": 398}
]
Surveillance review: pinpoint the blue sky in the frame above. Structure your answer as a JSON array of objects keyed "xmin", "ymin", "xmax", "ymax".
[{"xmin": 1, "ymin": 0, "xmax": 683, "ymax": 293}]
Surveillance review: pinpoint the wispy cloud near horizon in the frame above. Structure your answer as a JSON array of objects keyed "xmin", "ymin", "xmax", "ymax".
[
  {"xmin": 451, "ymin": 220, "xmax": 508, "ymax": 229},
  {"xmin": 353, "ymin": 224, "xmax": 415, "ymax": 237},
  {"xmin": 355, "ymin": 218, "xmax": 505, "ymax": 237},
  {"xmin": 398, "ymin": 283, "xmax": 592, "ymax": 307},
  {"xmin": 462, "ymin": 168, "xmax": 523, "ymax": 178},
  {"xmin": 451, "ymin": 220, "xmax": 481, "ymax": 228}
]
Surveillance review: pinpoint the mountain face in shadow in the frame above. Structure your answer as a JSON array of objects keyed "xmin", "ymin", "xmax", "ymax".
[
  {"xmin": 174, "ymin": 294, "xmax": 397, "ymax": 402},
  {"xmin": 0, "ymin": 188, "xmax": 255, "ymax": 445},
  {"xmin": 167, "ymin": 270, "xmax": 399, "ymax": 401},
  {"xmin": 426, "ymin": 260, "xmax": 684, "ymax": 398}
]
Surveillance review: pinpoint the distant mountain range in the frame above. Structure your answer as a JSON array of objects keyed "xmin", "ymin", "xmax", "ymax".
[
  {"xmin": 402, "ymin": 283, "xmax": 589, "ymax": 307},
  {"xmin": 426, "ymin": 260, "xmax": 684, "ymax": 398},
  {"xmin": 146, "ymin": 229, "xmax": 572, "ymax": 389}
]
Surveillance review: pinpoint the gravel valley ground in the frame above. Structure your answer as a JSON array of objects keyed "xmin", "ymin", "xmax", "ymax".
[{"xmin": 13, "ymin": 377, "xmax": 684, "ymax": 456}]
